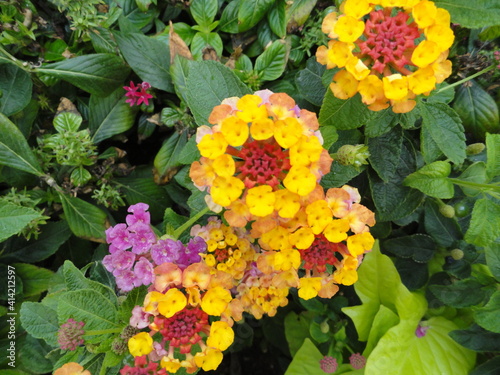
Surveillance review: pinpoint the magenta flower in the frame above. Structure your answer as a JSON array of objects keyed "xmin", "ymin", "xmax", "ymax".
[
  {"xmin": 129, "ymin": 223, "xmax": 156, "ymax": 254},
  {"xmin": 320, "ymin": 356, "xmax": 338, "ymax": 374},
  {"xmin": 133, "ymin": 257, "xmax": 154, "ymax": 286},
  {"xmin": 126, "ymin": 203, "xmax": 151, "ymax": 226},
  {"xmin": 115, "ymin": 269, "xmax": 138, "ymax": 292},
  {"xmin": 105, "ymin": 223, "xmax": 132, "ymax": 251},
  {"xmin": 150, "ymin": 239, "xmax": 182, "ymax": 265},
  {"xmin": 124, "ymin": 81, "xmax": 153, "ymax": 107},
  {"xmin": 415, "ymin": 322, "xmax": 430, "ymax": 338}
]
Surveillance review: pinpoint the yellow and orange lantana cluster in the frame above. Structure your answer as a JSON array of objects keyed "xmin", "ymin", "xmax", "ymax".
[{"xmin": 317, "ymin": 0, "xmax": 454, "ymax": 113}]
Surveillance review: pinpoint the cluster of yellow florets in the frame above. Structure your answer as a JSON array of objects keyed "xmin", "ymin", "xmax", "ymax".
[{"xmin": 317, "ymin": 0, "xmax": 454, "ymax": 113}]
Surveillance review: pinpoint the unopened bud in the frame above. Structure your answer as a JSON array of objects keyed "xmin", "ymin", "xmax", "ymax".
[
  {"xmin": 450, "ymin": 248, "xmax": 464, "ymax": 260},
  {"xmin": 466, "ymin": 143, "xmax": 485, "ymax": 155},
  {"xmin": 335, "ymin": 144, "xmax": 370, "ymax": 168},
  {"xmin": 439, "ymin": 204, "xmax": 455, "ymax": 218},
  {"xmin": 320, "ymin": 320, "xmax": 330, "ymax": 334}
]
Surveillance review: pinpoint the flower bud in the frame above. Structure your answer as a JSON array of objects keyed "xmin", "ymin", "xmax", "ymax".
[
  {"xmin": 439, "ymin": 204, "xmax": 455, "ymax": 218},
  {"xmin": 335, "ymin": 144, "xmax": 370, "ymax": 168},
  {"xmin": 466, "ymin": 143, "xmax": 485, "ymax": 155},
  {"xmin": 450, "ymin": 248, "xmax": 464, "ymax": 260}
]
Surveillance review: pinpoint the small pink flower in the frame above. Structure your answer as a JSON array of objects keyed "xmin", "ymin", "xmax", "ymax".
[
  {"xmin": 415, "ymin": 322, "xmax": 430, "ymax": 338},
  {"xmin": 130, "ymin": 306, "xmax": 150, "ymax": 329},
  {"xmin": 320, "ymin": 356, "xmax": 338, "ymax": 374},
  {"xmin": 57, "ymin": 318, "xmax": 85, "ymax": 351},
  {"xmin": 123, "ymin": 81, "xmax": 153, "ymax": 107},
  {"xmin": 349, "ymin": 353, "xmax": 366, "ymax": 370}
]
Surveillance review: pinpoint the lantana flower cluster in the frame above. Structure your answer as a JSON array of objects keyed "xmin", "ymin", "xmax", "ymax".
[
  {"xmin": 316, "ymin": 0, "xmax": 454, "ymax": 113},
  {"xmin": 101, "ymin": 90, "xmax": 375, "ymax": 374}
]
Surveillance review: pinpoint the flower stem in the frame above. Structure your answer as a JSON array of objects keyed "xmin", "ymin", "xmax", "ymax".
[
  {"xmin": 84, "ymin": 328, "xmax": 122, "ymax": 336},
  {"xmin": 172, "ymin": 206, "xmax": 210, "ymax": 239},
  {"xmin": 448, "ymin": 178, "xmax": 500, "ymax": 192},
  {"xmin": 435, "ymin": 65, "xmax": 495, "ymax": 93}
]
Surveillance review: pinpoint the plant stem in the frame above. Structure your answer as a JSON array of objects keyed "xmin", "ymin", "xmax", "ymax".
[
  {"xmin": 84, "ymin": 328, "xmax": 122, "ymax": 336},
  {"xmin": 172, "ymin": 206, "xmax": 210, "ymax": 239},
  {"xmin": 0, "ymin": 46, "xmax": 32, "ymax": 72},
  {"xmin": 435, "ymin": 65, "xmax": 495, "ymax": 93}
]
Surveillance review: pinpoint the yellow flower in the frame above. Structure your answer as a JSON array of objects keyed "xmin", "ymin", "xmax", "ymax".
[
  {"xmin": 425, "ymin": 24, "xmax": 455, "ymax": 51},
  {"xmin": 323, "ymin": 218, "xmax": 350, "ymax": 243},
  {"xmin": 207, "ymin": 321, "xmax": 235, "ymax": 351},
  {"xmin": 411, "ymin": 40, "xmax": 441, "ymax": 68},
  {"xmin": 343, "ymin": 0, "xmax": 372, "ymax": 19},
  {"xmin": 274, "ymin": 189, "xmax": 301, "ymax": 219},
  {"xmin": 220, "ymin": 116, "xmax": 249, "ymax": 146},
  {"xmin": 412, "ymin": 0, "xmax": 437, "ymax": 28},
  {"xmin": 160, "ymin": 357, "xmax": 182, "ymax": 373},
  {"xmin": 358, "ymin": 75, "xmax": 385, "ymax": 105},
  {"xmin": 194, "ymin": 348, "xmax": 224, "ymax": 371},
  {"xmin": 198, "ymin": 132, "xmax": 228, "ymax": 159},
  {"xmin": 246, "ymin": 185, "xmax": 276, "ymax": 216},
  {"xmin": 334, "ymin": 15, "xmax": 365, "ymax": 43},
  {"xmin": 128, "ymin": 332, "xmax": 153, "ymax": 357},
  {"xmin": 211, "ymin": 176, "xmax": 244, "ymax": 206},
  {"xmin": 201, "ymin": 286, "xmax": 232, "ymax": 316},
  {"xmin": 298, "ymin": 277, "xmax": 322, "ymax": 300},
  {"xmin": 347, "ymin": 232, "xmax": 375, "ymax": 256},
  {"xmin": 158, "ymin": 288, "xmax": 187, "ymax": 318},
  {"xmin": 329, "ymin": 41, "xmax": 355, "ymax": 68},
  {"xmin": 333, "ymin": 268, "xmax": 358, "ymax": 285},
  {"xmin": 250, "ymin": 118, "xmax": 274, "ymax": 140},
  {"xmin": 383, "ymin": 74, "xmax": 408, "ymax": 101},
  {"xmin": 408, "ymin": 66, "xmax": 436, "ymax": 95},
  {"xmin": 288, "ymin": 227, "xmax": 315, "ymax": 250},
  {"xmin": 330, "ymin": 70, "xmax": 359, "ymax": 99},
  {"xmin": 273, "ymin": 117, "xmax": 303, "ymax": 148},
  {"xmin": 306, "ymin": 200, "xmax": 333, "ymax": 235},
  {"xmin": 283, "ymin": 166, "xmax": 317, "ymax": 196},
  {"xmin": 212, "ymin": 154, "xmax": 235, "ymax": 177}
]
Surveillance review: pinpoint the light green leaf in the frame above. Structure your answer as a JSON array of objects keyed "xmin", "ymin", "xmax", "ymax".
[
  {"xmin": 178, "ymin": 136, "xmax": 201, "ymax": 165},
  {"xmin": 366, "ymin": 317, "xmax": 476, "ymax": 375},
  {"xmin": 455, "ymin": 162, "xmax": 488, "ymax": 197},
  {"xmin": 218, "ymin": 0, "xmax": 239, "ymax": 33},
  {"xmin": 0, "ymin": 203, "xmax": 41, "ymax": 242},
  {"xmin": 59, "ymin": 193, "xmax": 108, "ymax": 242},
  {"xmin": 0, "ymin": 63, "xmax": 32, "ymax": 116},
  {"xmin": 420, "ymin": 102, "xmax": 466, "ymax": 165},
  {"xmin": 474, "ymin": 290, "xmax": 500, "ymax": 333},
  {"xmin": 254, "ymin": 40, "xmax": 287, "ymax": 81},
  {"xmin": 364, "ymin": 304, "xmax": 400, "ymax": 357},
  {"xmin": 70, "ymin": 167, "xmax": 92, "ymax": 187},
  {"xmin": 185, "ymin": 60, "xmax": 250, "ymax": 126},
  {"xmin": 57, "ymin": 289, "xmax": 119, "ymax": 344},
  {"xmin": 403, "ymin": 161, "xmax": 454, "ymax": 199},
  {"xmin": 238, "ymin": 0, "xmax": 274, "ymax": 32},
  {"xmin": 465, "ymin": 198, "xmax": 500, "ymax": 247},
  {"xmin": 89, "ymin": 88, "xmax": 138, "ymax": 143},
  {"xmin": 170, "ymin": 55, "xmax": 191, "ymax": 103},
  {"xmin": 286, "ymin": 0, "xmax": 318, "ymax": 27},
  {"xmin": 19, "ymin": 302, "xmax": 59, "ymax": 347},
  {"xmin": 319, "ymin": 90, "xmax": 373, "ymax": 130},
  {"xmin": 90, "ymin": 28, "xmax": 119, "ymax": 54},
  {"xmin": 284, "ymin": 311, "xmax": 313, "ymax": 357},
  {"xmin": 114, "ymin": 32, "xmax": 173, "ymax": 92},
  {"xmin": 53, "ymin": 112, "xmax": 82, "ymax": 133},
  {"xmin": 190, "ymin": 0, "xmax": 218, "ymax": 27},
  {"xmin": 191, "ymin": 32, "xmax": 223, "ymax": 60},
  {"xmin": 486, "ymin": 133, "xmax": 500, "ymax": 178},
  {"xmin": 37, "ymin": 54, "xmax": 130, "ymax": 97},
  {"xmin": 284, "ymin": 338, "xmax": 324, "ymax": 375},
  {"xmin": 434, "ymin": 0, "xmax": 500, "ymax": 28},
  {"xmin": 485, "ymin": 243, "xmax": 500, "ymax": 282},
  {"xmin": 14, "ymin": 263, "xmax": 53, "ymax": 298},
  {"xmin": 0, "ymin": 112, "xmax": 43, "ymax": 176},
  {"xmin": 154, "ymin": 130, "xmax": 188, "ymax": 177},
  {"xmin": 453, "ymin": 80, "xmax": 499, "ymax": 140}
]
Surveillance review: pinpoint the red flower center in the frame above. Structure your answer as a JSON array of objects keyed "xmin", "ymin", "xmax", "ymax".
[
  {"xmin": 155, "ymin": 307, "xmax": 209, "ymax": 354},
  {"xmin": 357, "ymin": 9, "xmax": 420, "ymax": 75},
  {"xmin": 299, "ymin": 235, "xmax": 340, "ymax": 273},
  {"xmin": 235, "ymin": 139, "xmax": 290, "ymax": 189}
]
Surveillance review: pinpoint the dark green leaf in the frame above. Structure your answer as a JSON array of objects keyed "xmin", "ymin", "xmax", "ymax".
[
  {"xmin": 238, "ymin": 0, "xmax": 274, "ymax": 32},
  {"xmin": 470, "ymin": 356, "xmax": 500, "ymax": 375},
  {"xmin": 218, "ymin": 0, "xmax": 239, "ymax": 33},
  {"xmin": 19, "ymin": 335, "xmax": 53, "ymax": 374},
  {"xmin": 465, "ymin": 198, "xmax": 500, "ymax": 247},
  {"xmin": 267, "ymin": 0, "xmax": 286, "ymax": 38},
  {"xmin": 395, "ymin": 258, "xmax": 428, "ymax": 290},
  {"xmin": 319, "ymin": 90, "xmax": 372, "ymax": 130},
  {"xmin": 453, "ymin": 80, "xmax": 499, "ymax": 141},
  {"xmin": 420, "ymin": 102, "xmax": 466, "ymax": 165},
  {"xmin": 364, "ymin": 108, "xmax": 398, "ymax": 138},
  {"xmin": 178, "ymin": 136, "xmax": 201, "ymax": 165},
  {"xmin": 434, "ymin": 0, "xmax": 500, "ymax": 28},
  {"xmin": 190, "ymin": 0, "xmax": 218, "ymax": 27},
  {"xmin": 426, "ymin": 83, "xmax": 455, "ymax": 104},
  {"xmin": 154, "ymin": 130, "xmax": 188, "ymax": 177},
  {"xmin": 430, "ymin": 279, "xmax": 487, "ymax": 308},
  {"xmin": 368, "ymin": 126, "xmax": 403, "ymax": 182},
  {"xmin": 59, "ymin": 193, "xmax": 108, "ymax": 242},
  {"xmin": 89, "ymin": 28, "xmax": 118, "ymax": 54},
  {"xmin": 118, "ymin": 285, "xmax": 148, "ymax": 323},
  {"xmin": 320, "ymin": 125, "xmax": 338, "ymax": 151},
  {"xmin": 420, "ymin": 123, "xmax": 444, "ymax": 164},
  {"xmin": 14, "ymin": 263, "xmax": 53, "ymax": 298},
  {"xmin": 0, "ymin": 64, "xmax": 32, "ymax": 116},
  {"xmin": 254, "ymin": 40, "xmax": 287, "ymax": 81},
  {"xmin": 115, "ymin": 32, "xmax": 173, "ymax": 92},
  {"xmin": 89, "ymin": 88, "xmax": 138, "ymax": 143},
  {"xmin": 383, "ymin": 234, "xmax": 436, "ymax": 263},
  {"xmin": 321, "ymin": 164, "xmax": 363, "ymax": 188},
  {"xmin": 19, "ymin": 302, "xmax": 59, "ymax": 347},
  {"xmin": 37, "ymin": 54, "xmax": 130, "ymax": 97},
  {"xmin": 486, "ymin": 133, "xmax": 500, "ymax": 179},
  {"xmin": 424, "ymin": 200, "xmax": 461, "ymax": 247},
  {"xmin": 286, "ymin": 0, "xmax": 318, "ymax": 27},
  {"xmin": 403, "ymin": 161, "xmax": 455, "ymax": 199},
  {"xmin": 295, "ymin": 57, "xmax": 326, "ymax": 107},
  {"xmin": 450, "ymin": 324, "xmax": 500, "ymax": 352},
  {"xmin": 474, "ymin": 290, "xmax": 500, "ymax": 333},
  {"xmin": 485, "ymin": 243, "xmax": 500, "ymax": 282},
  {"xmin": 0, "ymin": 203, "xmax": 42, "ymax": 242},
  {"xmin": 170, "ymin": 55, "xmax": 191, "ymax": 103},
  {"xmin": 185, "ymin": 60, "xmax": 250, "ymax": 126},
  {"xmin": 0, "ymin": 112, "xmax": 43, "ymax": 176}
]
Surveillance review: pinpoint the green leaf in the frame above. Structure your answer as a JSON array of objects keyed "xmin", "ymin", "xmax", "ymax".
[
  {"xmin": 170, "ymin": 55, "xmax": 191, "ymax": 103},
  {"xmin": 118, "ymin": 285, "xmax": 148, "ymax": 323},
  {"xmin": 420, "ymin": 102, "xmax": 466, "ymax": 165},
  {"xmin": 90, "ymin": 28, "xmax": 119, "ymax": 54},
  {"xmin": 284, "ymin": 338, "xmax": 323, "ymax": 375},
  {"xmin": 116, "ymin": 177, "xmax": 172, "ymax": 222},
  {"xmin": 37, "ymin": 54, "xmax": 130, "ymax": 97},
  {"xmin": 470, "ymin": 356, "xmax": 500, "ymax": 375},
  {"xmin": 218, "ymin": 0, "xmax": 239, "ymax": 33},
  {"xmin": 455, "ymin": 162, "xmax": 489, "ymax": 197},
  {"xmin": 364, "ymin": 304, "xmax": 400, "ymax": 357},
  {"xmin": 295, "ymin": 57, "xmax": 326, "ymax": 107},
  {"xmin": 429, "ymin": 279, "xmax": 487, "ymax": 308},
  {"xmin": 185, "ymin": 60, "xmax": 250, "ymax": 126},
  {"xmin": 434, "ymin": 0, "xmax": 500, "ymax": 28},
  {"xmin": 114, "ymin": 32, "xmax": 173, "ymax": 92},
  {"xmin": 319, "ymin": 90, "xmax": 373, "ymax": 130},
  {"xmin": 368, "ymin": 127, "xmax": 403, "ymax": 182},
  {"xmin": 321, "ymin": 164, "xmax": 363, "ymax": 188},
  {"xmin": 89, "ymin": 88, "xmax": 138, "ymax": 143},
  {"xmin": 19, "ymin": 302, "xmax": 59, "ymax": 347},
  {"xmin": 366, "ymin": 317, "xmax": 476, "ymax": 375},
  {"xmin": 254, "ymin": 40, "xmax": 287, "ymax": 81},
  {"xmin": 465, "ymin": 198, "xmax": 500, "ymax": 247},
  {"xmin": 14, "ymin": 263, "xmax": 53, "ymax": 298},
  {"xmin": 18, "ymin": 334, "xmax": 53, "ymax": 374},
  {"xmin": 191, "ymin": 32, "xmax": 223, "ymax": 60},
  {"xmin": 1, "ymin": 221, "xmax": 71, "ymax": 263},
  {"xmin": 424, "ymin": 200, "xmax": 461, "ymax": 247},
  {"xmin": 53, "ymin": 112, "xmax": 82, "ymax": 133},
  {"xmin": 453, "ymin": 80, "xmax": 500, "ymax": 141},
  {"xmin": 286, "ymin": 0, "xmax": 318, "ymax": 27},
  {"xmin": 190, "ymin": 0, "xmax": 218, "ymax": 27},
  {"xmin": 320, "ymin": 125, "xmax": 338, "ymax": 151},
  {"xmin": 267, "ymin": 0, "xmax": 286, "ymax": 38},
  {"xmin": 420, "ymin": 122, "xmax": 444, "ymax": 164},
  {"xmin": 486, "ymin": 133, "xmax": 500, "ymax": 179},
  {"xmin": 0, "ymin": 63, "xmax": 32, "ymax": 116},
  {"xmin": 154, "ymin": 130, "xmax": 188, "ymax": 177},
  {"xmin": 473, "ymin": 290, "xmax": 500, "ymax": 333},
  {"xmin": 59, "ymin": 193, "xmax": 108, "ymax": 242},
  {"xmin": 57, "ymin": 289, "xmax": 119, "ymax": 343},
  {"xmin": 383, "ymin": 234, "xmax": 436, "ymax": 263},
  {"xmin": 450, "ymin": 324, "xmax": 500, "ymax": 352},
  {"xmin": 0, "ymin": 203, "xmax": 42, "ymax": 242},
  {"xmin": 70, "ymin": 167, "xmax": 92, "ymax": 187},
  {"xmin": 0, "ymin": 112, "xmax": 43, "ymax": 176},
  {"xmin": 485, "ymin": 243, "xmax": 500, "ymax": 282},
  {"xmin": 178, "ymin": 136, "xmax": 201, "ymax": 165},
  {"xmin": 364, "ymin": 108, "xmax": 398, "ymax": 138},
  {"xmin": 403, "ymin": 161, "xmax": 454, "ymax": 199},
  {"xmin": 238, "ymin": 0, "xmax": 274, "ymax": 32}
]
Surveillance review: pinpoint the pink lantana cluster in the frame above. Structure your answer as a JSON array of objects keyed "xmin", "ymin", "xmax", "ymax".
[
  {"xmin": 57, "ymin": 318, "xmax": 85, "ymax": 351},
  {"xmin": 124, "ymin": 81, "xmax": 153, "ymax": 107},
  {"xmin": 103, "ymin": 203, "xmax": 207, "ymax": 291}
]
